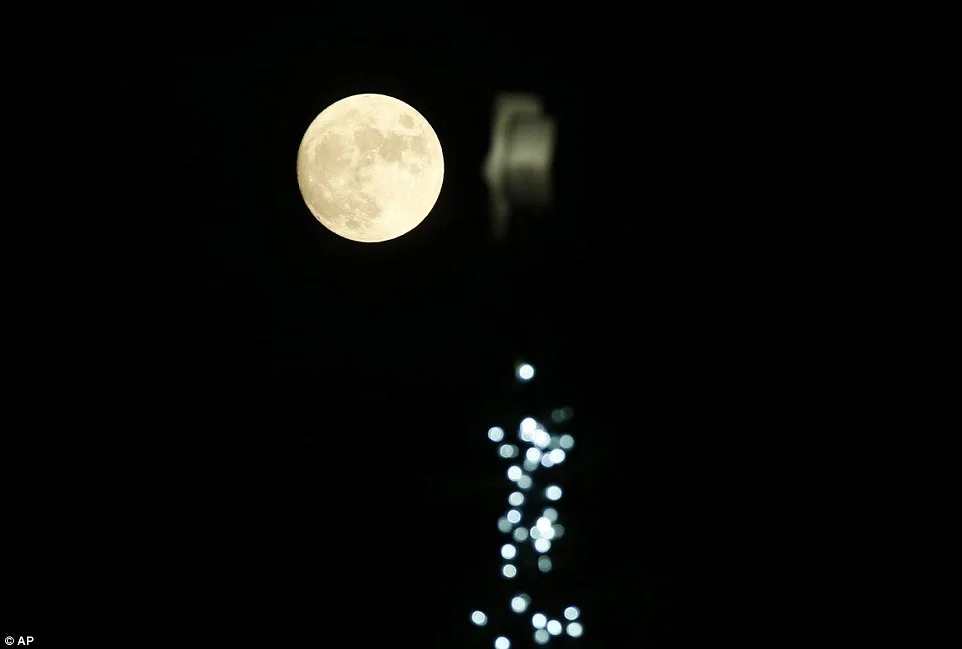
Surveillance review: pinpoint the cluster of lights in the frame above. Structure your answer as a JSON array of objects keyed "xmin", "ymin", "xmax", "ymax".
[{"xmin": 470, "ymin": 362, "xmax": 584, "ymax": 646}]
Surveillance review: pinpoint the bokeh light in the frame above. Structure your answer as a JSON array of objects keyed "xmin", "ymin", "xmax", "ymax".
[
  {"xmin": 499, "ymin": 444, "xmax": 518, "ymax": 459},
  {"xmin": 473, "ymin": 369, "xmax": 583, "ymax": 644},
  {"xmin": 510, "ymin": 594, "xmax": 530, "ymax": 613},
  {"xmin": 532, "ymin": 429, "xmax": 550, "ymax": 448},
  {"xmin": 517, "ymin": 363, "xmax": 535, "ymax": 381}
]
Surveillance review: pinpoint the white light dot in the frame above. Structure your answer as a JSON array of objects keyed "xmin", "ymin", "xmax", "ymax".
[
  {"xmin": 534, "ymin": 629, "xmax": 550, "ymax": 645},
  {"xmin": 517, "ymin": 475, "xmax": 533, "ymax": 490},
  {"xmin": 534, "ymin": 537, "xmax": 552, "ymax": 553},
  {"xmin": 566, "ymin": 622, "xmax": 583, "ymax": 637},
  {"xmin": 510, "ymin": 595, "xmax": 530, "ymax": 613},
  {"xmin": 501, "ymin": 543, "xmax": 517, "ymax": 560},
  {"xmin": 564, "ymin": 606, "xmax": 580, "ymax": 620},
  {"xmin": 497, "ymin": 517, "xmax": 513, "ymax": 533},
  {"xmin": 545, "ymin": 485, "xmax": 562, "ymax": 501},
  {"xmin": 548, "ymin": 449, "xmax": 566, "ymax": 464},
  {"xmin": 520, "ymin": 418, "xmax": 537, "ymax": 434},
  {"xmin": 559, "ymin": 434, "xmax": 574, "ymax": 450},
  {"xmin": 523, "ymin": 459, "xmax": 540, "ymax": 472},
  {"xmin": 499, "ymin": 444, "xmax": 518, "ymax": 459},
  {"xmin": 540, "ymin": 454, "xmax": 555, "ymax": 468},
  {"xmin": 532, "ymin": 429, "xmax": 550, "ymax": 448},
  {"xmin": 471, "ymin": 610, "xmax": 487, "ymax": 626},
  {"xmin": 517, "ymin": 363, "xmax": 535, "ymax": 381},
  {"xmin": 495, "ymin": 636, "xmax": 511, "ymax": 649},
  {"xmin": 536, "ymin": 516, "xmax": 553, "ymax": 533},
  {"xmin": 531, "ymin": 613, "xmax": 547, "ymax": 629},
  {"xmin": 530, "ymin": 525, "xmax": 542, "ymax": 540},
  {"xmin": 525, "ymin": 448, "xmax": 542, "ymax": 463},
  {"xmin": 506, "ymin": 509, "xmax": 521, "ymax": 524},
  {"xmin": 546, "ymin": 619, "xmax": 562, "ymax": 636},
  {"xmin": 513, "ymin": 527, "xmax": 529, "ymax": 542},
  {"xmin": 502, "ymin": 564, "xmax": 517, "ymax": 579},
  {"xmin": 537, "ymin": 556, "xmax": 552, "ymax": 572},
  {"xmin": 488, "ymin": 427, "xmax": 505, "ymax": 442},
  {"xmin": 543, "ymin": 507, "xmax": 558, "ymax": 522},
  {"xmin": 507, "ymin": 466, "xmax": 523, "ymax": 481},
  {"xmin": 508, "ymin": 491, "xmax": 524, "ymax": 506}
]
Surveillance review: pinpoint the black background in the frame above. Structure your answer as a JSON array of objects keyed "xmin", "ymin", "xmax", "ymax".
[{"xmin": 8, "ymin": 7, "xmax": 758, "ymax": 647}]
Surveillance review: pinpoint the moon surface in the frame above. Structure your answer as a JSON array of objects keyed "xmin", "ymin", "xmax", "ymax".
[{"xmin": 296, "ymin": 93, "xmax": 444, "ymax": 243}]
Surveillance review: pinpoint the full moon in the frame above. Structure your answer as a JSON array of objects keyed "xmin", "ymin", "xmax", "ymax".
[{"xmin": 296, "ymin": 93, "xmax": 444, "ymax": 243}]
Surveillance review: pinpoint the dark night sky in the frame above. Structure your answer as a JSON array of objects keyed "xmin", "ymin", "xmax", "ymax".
[{"xmin": 10, "ymin": 8, "xmax": 760, "ymax": 647}]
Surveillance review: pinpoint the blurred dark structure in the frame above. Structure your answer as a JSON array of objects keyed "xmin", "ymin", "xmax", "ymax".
[
  {"xmin": 12, "ymin": 8, "xmax": 745, "ymax": 648},
  {"xmin": 483, "ymin": 93, "xmax": 557, "ymax": 239}
]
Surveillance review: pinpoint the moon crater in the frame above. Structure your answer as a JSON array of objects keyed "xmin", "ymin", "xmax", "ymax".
[{"xmin": 297, "ymin": 94, "xmax": 444, "ymax": 242}]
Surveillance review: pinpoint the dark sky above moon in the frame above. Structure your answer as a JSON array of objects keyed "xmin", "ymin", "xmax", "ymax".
[{"xmin": 13, "ymin": 8, "xmax": 767, "ymax": 647}]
